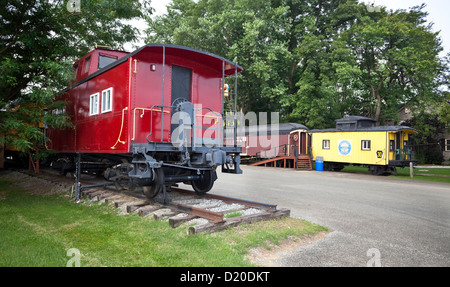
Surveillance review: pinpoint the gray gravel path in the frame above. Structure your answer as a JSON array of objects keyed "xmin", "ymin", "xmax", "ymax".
[{"xmin": 194, "ymin": 166, "xmax": 450, "ymax": 267}]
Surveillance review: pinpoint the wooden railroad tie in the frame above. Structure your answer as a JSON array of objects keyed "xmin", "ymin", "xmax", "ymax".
[
  {"xmin": 188, "ymin": 208, "xmax": 291, "ymax": 235},
  {"xmin": 81, "ymin": 186, "xmax": 290, "ymax": 235}
]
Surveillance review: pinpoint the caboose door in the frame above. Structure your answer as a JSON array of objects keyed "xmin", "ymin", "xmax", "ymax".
[
  {"xmin": 171, "ymin": 65, "xmax": 192, "ymax": 134},
  {"xmin": 289, "ymin": 131, "xmax": 299, "ymax": 156},
  {"xmin": 300, "ymin": 132, "xmax": 307, "ymax": 154}
]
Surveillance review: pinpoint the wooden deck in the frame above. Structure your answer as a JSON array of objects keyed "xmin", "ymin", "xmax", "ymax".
[{"xmin": 250, "ymin": 155, "xmax": 312, "ymax": 170}]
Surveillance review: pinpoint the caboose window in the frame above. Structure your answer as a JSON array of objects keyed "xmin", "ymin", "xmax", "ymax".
[
  {"xmin": 84, "ymin": 56, "xmax": 91, "ymax": 74},
  {"xmin": 89, "ymin": 93, "xmax": 99, "ymax": 116},
  {"xmin": 98, "ymin": 54, "xmax": 118, "ymax": 69},
  {"xmin": 101, "ymin": 88, "xmax": 113, "ymax": 113},
  {"xmin": 73, "ymin": 64, "xmax": 79, "ymax": 79},
  {"xmin": 361, "ymin": 140, "xmax": 371, "ymax": 151},
  {"xmin": 322, "ymin": 140, "xmax": 330, "ymax": 149},
  {"xmin": 390, "ymin": 140, "xmax": 395, "ymax": 152}
]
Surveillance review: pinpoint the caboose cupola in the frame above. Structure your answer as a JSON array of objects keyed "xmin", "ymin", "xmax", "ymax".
[
  {"xmin": 72, "ymin": 47, "xmax": 129, "ymax": 83},
  {"xmin": 335, "ymin": 116, "xmax": 377, "ymax": 131}
]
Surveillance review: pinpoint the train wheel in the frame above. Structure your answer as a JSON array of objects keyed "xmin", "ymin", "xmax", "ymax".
[
  {"xmin": 322, "ymin": 162, "xmax": 333, "ymax": 171},
  {"xmin": 143, "ymin": 168, "xmax": 165, "ymax": 200},
  {"xmin": 192, "ymin": 170, "xmax": 215, "ymax": 195},
  {"xmin": 142, "ymin": 185, "xmax": 159, "ymax": 199},
  {"xmin": 369, "ymin": 166, "xmax": 392, "ymax": 176}
]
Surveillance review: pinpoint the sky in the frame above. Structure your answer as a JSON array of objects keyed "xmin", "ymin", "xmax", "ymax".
[
  {"xmin": 371, "ymin": 0, "xmax": 450, "ymax": 56},
  {"xmin": 125, "ymin": 0, "xmax": 449, "ymax": 57}
]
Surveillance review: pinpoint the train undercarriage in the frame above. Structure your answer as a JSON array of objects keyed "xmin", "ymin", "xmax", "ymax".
[
  {"xmin": 48, "ymin": 147, "xmax": 241, "ymax": 203},
  {"xmin": 321, "ymin": 161, "xmax": 416, "ymax": 176}
]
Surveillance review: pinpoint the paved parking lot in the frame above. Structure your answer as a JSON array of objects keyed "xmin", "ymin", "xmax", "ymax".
[{"xmin": 210, "ymin": 166, "xmax": 450, "ymax": 267}]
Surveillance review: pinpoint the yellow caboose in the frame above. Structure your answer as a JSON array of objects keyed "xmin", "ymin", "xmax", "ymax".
[{"xmin": 309, "ymin": 116, "xmax": 417, "ymax": 175}]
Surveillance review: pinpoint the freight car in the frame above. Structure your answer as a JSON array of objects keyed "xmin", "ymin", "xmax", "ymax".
[
  {"xmin": 47, "ymin": 44, "xmax": 243, "ymax": 201},
  {"xmin": 240, "ymin": 123, "xmax": 309, "ymax": 158},
  {"xmin": 309, "ymin": 116, "xmax": 417, "ymax": 175}
]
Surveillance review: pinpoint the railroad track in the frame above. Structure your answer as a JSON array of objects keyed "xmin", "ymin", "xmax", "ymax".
[
  {"xmin": 29, "ymin": 169, "xmax": 290, "ymax": 235},
  {"xmin": 82, "ymin": 187, "xmax": 290, "ymax": 234}
]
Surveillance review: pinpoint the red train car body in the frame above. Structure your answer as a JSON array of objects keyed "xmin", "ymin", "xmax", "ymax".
[
  {"xmin": 240, "ymin": 123, "xmax": 310, "ymax": 158},
  {"xmin": 48, "ymin": 44, "xmax": 243, "ymax": 200}
]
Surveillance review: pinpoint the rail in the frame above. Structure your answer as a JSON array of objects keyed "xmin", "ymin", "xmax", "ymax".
[{"xmin": 68, "ymin": 174, "xmax": 288, "ymax": 234}]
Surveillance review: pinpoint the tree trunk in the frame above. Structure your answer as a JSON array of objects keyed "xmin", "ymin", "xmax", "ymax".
[
  {"xmin": 374, "ymin": 90, "xmax": 382, "ymax": 124},
  {"xmin": 371, "ymin": 78, "xmax": 384, "ymax": 124},
  {"xmin": 0, "ymin": 141, "xmax": 4, "ymax": 169}
]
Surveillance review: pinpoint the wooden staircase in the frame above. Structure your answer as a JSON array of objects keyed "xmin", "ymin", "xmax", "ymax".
[{"xmin": 296, "ymin": 155, "xmax": 312, "ymax": 171}]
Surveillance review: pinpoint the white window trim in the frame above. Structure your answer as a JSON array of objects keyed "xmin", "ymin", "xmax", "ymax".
[
  {"xmin": 89, "ymin": 92, "xmax": 99, "ymax": 116},
  {"xmin": 361, "ymin": 140, "xmax": 371, "ymax": 151},
  {"xmin": 446, "ymin": 139, "xmax": 450, "ymax": 152},
  {"xmin": 101, "ymin": 87, "xmax": 113, "ymax": 113},
  {"xmin": 322, "ymin": 139, "xmax": 330, "ymax": 149}
]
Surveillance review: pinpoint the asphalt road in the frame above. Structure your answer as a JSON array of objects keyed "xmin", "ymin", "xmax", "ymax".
[{"xmin": 208, "ymin": 166, "xmax": 450, "ymax": 267}]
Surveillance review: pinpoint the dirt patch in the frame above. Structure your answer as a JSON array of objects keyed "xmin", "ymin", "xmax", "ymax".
[
  {"xmin": 0, "ymin": 170, "xmax": 68, "ymax": 197},
  {"xmin": 245, "ymin": 231, "xmax": 330, "ymax": 267}
]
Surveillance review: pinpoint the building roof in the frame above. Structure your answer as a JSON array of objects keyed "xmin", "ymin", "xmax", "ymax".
[
  {"xmin": 136, "ymin": 44, "xmax": 243, "ymax": 75},
  {"xmin": 246, "ymin": 123, "xmax": 308, "ymax": 136},
  {"xmin": 309, "ymin": 115, "xmax": 417, "ymax": 133},
  {"xmin": 309, "ymin": 126, "xmax": 417, "ymax": 133}
]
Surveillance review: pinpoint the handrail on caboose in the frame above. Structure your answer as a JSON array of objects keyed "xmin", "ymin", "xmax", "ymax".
[
  {"xmin": 145, "ymin": 104, "xmax": 173, "ymax": 143},
  {"xmin": 111, "ymin": 107, "xmax": 128, "ymax": 150},
  {"xmin": 132, "ymin": 107, "xmax": 170, "ymax": 141},
  {"xmin": 142, "ymin": 104, "xmax": 223, "ymax": 148},
  {"xmin": 221, "ymin": 59, "xmax": 240, "ymax": 148},
  {"xmin": 192, "ymin": 106, "xmax": 223, "ymax": 150},
  {"xmin": 140, "ymin": 45, "xmax": 240, "ymax": 149}
]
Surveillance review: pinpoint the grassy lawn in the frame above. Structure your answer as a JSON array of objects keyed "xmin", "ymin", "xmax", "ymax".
[
  {"xmin": 341, "ymin": 165, "xmax": 450, "ymax": 183},
  {"xmin": 0, "ymin": 176, "xmax": 328, "ymax": 267}
]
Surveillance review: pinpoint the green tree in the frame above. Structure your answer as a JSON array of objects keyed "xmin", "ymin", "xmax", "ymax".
[
  {"xmin": 146, "ymin": 0, "xmax": 356, "ymax": 127},
  {"xmin": 280, "ymin": 0, "xmax": 360, "ymax": 129},
  {"xmin": 146, "ymin": 0, "xmax": 292, "ymax": 118},
  {"xmin": 403, "ymin": 112, "xmax": 445, "ymax": 164},
  {"xmin": 335, "ymin": 4, "xmax": 447, "ymax": 124},
  {"xmin": 439, "ymin": 93, "xmax": 450, "ymax": 127},
  {"xmin": 0, "ymin": 0, "xmax": 151, "ymax": 167},
  {"xmin": 145, "ymin": 0, "xmax": 448, "ymax": 131}
]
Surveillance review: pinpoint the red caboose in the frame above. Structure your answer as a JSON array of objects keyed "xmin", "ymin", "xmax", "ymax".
[{"xmin": 48, "ymin": 44, "xmax": 243, "ymax": 201}]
